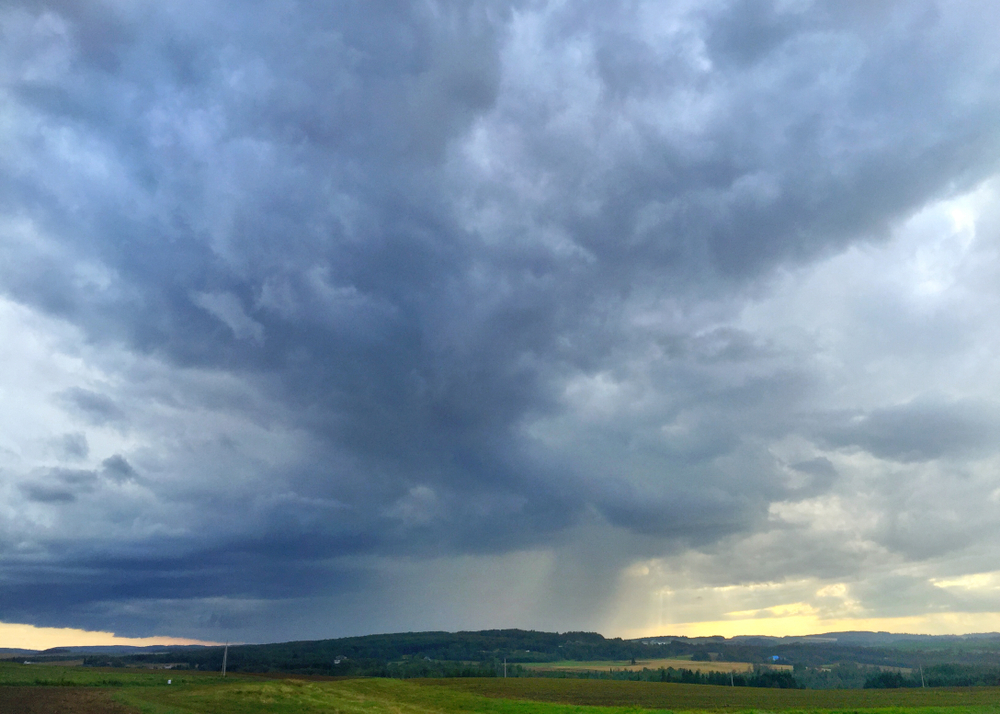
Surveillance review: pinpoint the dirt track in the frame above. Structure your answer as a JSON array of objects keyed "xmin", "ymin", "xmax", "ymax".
[{"xmin": 0, "ymin": 687, "xmax": 135, "ymax": 714}]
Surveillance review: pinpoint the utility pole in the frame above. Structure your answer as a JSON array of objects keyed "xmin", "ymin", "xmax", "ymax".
[
  {"xmin": 222, "ymin": 642, "xmax": 228, "ymax": 678},
  {"xmin": 730, "ymin": 670, "xmax": 734, "ymax": 687},
  {"xmin": 920, "ymin": 665, "xmax": 925, "ymax": 688},
  {"xmin": 503, "ymin": 658, "xmax": 507, "ymax": 678}
]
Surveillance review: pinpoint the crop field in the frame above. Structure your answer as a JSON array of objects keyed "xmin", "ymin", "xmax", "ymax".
[
  {"xmin": 424, "ymin": 678, "xmax": 1000, "ymax": 710},
  {"xmin": 117, "ymin": 677, "xmax": 670, "ymax": 714},
  {"xmin": 114, "ymin": 677, "xmax": 1000, "ymax": 714},
  {"xmin": 523, "ymin": 659, "xmax": 788, "ymax": 674},
  {"xmin": 0, "ymin": 661, "xmax": 204, "ymax": 687},
  {"xmin": 4, "ymin": 663, "xmax": 1000, "ymax": 714}
]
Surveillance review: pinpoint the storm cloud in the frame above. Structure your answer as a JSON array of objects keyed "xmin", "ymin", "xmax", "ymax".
[{"xmin": 3, "ymin": 0, "xmax": 1000, "ymax": 642}]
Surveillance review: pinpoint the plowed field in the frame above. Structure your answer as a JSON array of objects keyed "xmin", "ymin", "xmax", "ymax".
[{"xmin": 0, "ymin": 686, "xmax": 135, "ymax": 714}]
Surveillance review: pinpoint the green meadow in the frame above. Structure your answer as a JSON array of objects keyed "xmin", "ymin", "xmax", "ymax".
[
  {"xmin": 0, "ymin": 661, "xmax": 192, "ymax": 687},
  {"xmin": 4, "ymin": 662, "xmax": 1000, "ymax": 714}
]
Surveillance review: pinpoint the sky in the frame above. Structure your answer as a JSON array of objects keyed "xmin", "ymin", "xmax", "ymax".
[{"xmin": 2, "ymin": 0, "xmax": 1000, "ymax": 649}]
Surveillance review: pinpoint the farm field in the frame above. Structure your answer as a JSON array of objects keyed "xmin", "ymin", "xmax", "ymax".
[
  {"xmin": 522, "ymin": 658, "xmax": 790, "ymax": 673},
  {"xmin": 424, "ymin": 678, "xmax": 1000, "ymax": 710},
  {"xmin": 112, "ymin": 677, "xmax": 1000, "ymax": 714},
  {"xmin": 117, "ymin": 676, "xmax": 672, "ymax": 714},
  {"xmin": 4, "ymin": 663, "xmax": 1000, "ymax": 714},
  {"xmin": 0, "ymin": 686, "xmax": 135, "ymax": 714},
  {"xmin": 0, "ymin": 661, "xmax": 203, "ymax": 687}
]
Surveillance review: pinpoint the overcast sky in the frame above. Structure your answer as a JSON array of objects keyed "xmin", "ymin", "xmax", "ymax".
[{"xmin": 3, "ymin": 0, "xmax": 1000, "ymax": 647}]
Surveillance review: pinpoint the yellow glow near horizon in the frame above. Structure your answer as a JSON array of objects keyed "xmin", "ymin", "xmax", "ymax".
[
  {"xmin": 0, "ymin": 621, "xmax": 219, "ymax": 651},
  {"xmin": 620, "ymin": 611, "xmax": 1000, "ymax": 640}
]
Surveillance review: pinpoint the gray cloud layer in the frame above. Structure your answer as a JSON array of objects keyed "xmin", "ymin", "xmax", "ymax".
[{"xmin": 3, "ymin": 0, "xmax": 1000, "ymax": 641}]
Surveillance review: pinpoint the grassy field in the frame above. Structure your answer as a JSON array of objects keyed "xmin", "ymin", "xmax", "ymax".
[
  {"xmin": 522, "ymin": 659, "xmax": 790, "ymax": 674},
  {"xmin": 0, "ymin": 661, "xmax": 191, "ymax": 687},
  {"xmin": 113, "ymin": 677, "xmax": 1000, "ymax": 714},
  {"xmin": 117, "ymin": 677, "xmax": 671, "ymax": 714},
  {"xmin": 426, "ymin": 678, "xmax": 1000, "ymax": 710},
  {"xmin": 4, "ymin": 662, "xmax": 1000, "ymax": 714}
]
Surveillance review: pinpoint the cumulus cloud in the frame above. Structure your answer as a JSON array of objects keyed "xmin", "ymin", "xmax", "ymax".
[{"xmin": 2, "ymin": 0, "xmax": 1000, "ymax": 641}]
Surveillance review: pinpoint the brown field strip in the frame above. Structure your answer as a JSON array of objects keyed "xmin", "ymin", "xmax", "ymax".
[
  {"xmin": 418, "ymin": 678, "xmax": 1000, "ymax": 711},
  {"xmin": 0, "ymin": 686, "xmax": 136, "ymax": 714}
]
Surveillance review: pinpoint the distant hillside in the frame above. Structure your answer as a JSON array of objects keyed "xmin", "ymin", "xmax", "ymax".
[
  {"xmin": 82, "ymin": 629, "xmax": 671, "ymax": 674},
  {"xmin": 0, "ymin": 648, "xmax": 37, "ymax": 658},
  {"xmin": 9, "ymin": 628, "xmax": 1000, "ymax": 688},
  {"xmin": 56, "ymin": 628, "xmax": 1000, "ymax": 680}
]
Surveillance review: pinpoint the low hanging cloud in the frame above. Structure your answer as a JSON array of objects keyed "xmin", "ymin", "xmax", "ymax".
[
  {"xmin": 816, "ymin": 399, "xmax": 1000, "ymax": 463},
  {"xmin": 2, "ymin": 0, "xmax": 1000, "ymax": 642}
]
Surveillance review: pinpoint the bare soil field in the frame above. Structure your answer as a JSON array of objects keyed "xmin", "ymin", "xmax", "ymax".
[{"xmin": 0, "ymin": 686, "xmax": 135, "ymax": 714}]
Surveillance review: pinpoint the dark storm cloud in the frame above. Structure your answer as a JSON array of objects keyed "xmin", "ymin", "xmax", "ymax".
[
  {"xmin": 0, "ymin": 546, "xmax": 376, "ymax": 637},
  {"xmin": 59, "ymin": 388, "xmax": 127, "ymax": 426},
  {"xmin": 20, "ymin": 467, "xmax": 97, "ymax": 503},
  {"xmin": 816, "ymin": 400, "xmax": 1000, "ymax": 462},
  {"xmin": 790, "ymin": 457, "xmax": 836, "ymax": 480},
  {"xmin": 595, "ymin": 481, "xmax": 759, "ymax": 540},
  {"xmin": 708, "ymin": 0, "xmax": 801, "ymax": 67},
  {"xmin": 100, "ymin": 454, "xmax": 138, "ymax": 483},
  {"xmin": 54, "ymin": 432, "xmax": 89, "ymax": 460},
  {"xmin": 20, "ymin": 483, "xmax": 78, "ymax": 504},
  {"xmin": 3, "ymin": 0, "xmax": 1000, "ymax": 638}
]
